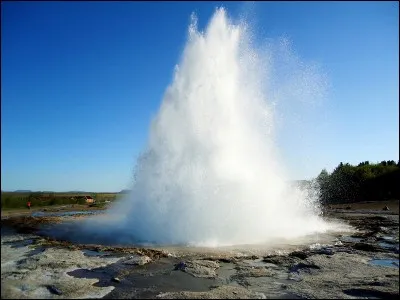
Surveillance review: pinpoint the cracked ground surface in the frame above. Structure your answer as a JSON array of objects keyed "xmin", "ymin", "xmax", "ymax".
[{"xmin": 1, "ymin": 207, "xmax": 399, "ymax": 299}]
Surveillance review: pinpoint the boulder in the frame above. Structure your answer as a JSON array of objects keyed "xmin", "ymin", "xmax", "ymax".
[
  {"xmin": 47, "ymin": 285, "xmax": 62, "ymax": 295},
  {"xmin": 176, "ymin": 260, "xmax": 220, "ymax": 278},
  {"xmin": 123, "ymin": 255, "xmax": 152, "ymax": 266}
]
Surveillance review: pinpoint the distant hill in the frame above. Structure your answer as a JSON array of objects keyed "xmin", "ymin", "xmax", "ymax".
[{"xmin": 13, "ymin": 190, "xmax": 32, "ymax": 193}]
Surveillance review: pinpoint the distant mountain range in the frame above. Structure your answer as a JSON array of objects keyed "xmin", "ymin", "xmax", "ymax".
[
  {"xmin": 4, "ymin": 183, "xmax": 308, "ymax": 194},
  {"xmin": 2, "ymin": 190, "xmax": 127, "ymax": 194}
]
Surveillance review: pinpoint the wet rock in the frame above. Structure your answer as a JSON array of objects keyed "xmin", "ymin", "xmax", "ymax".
[
  {"xmin": 368, "ymin": 279, "xmax": 390, "ymax": 287},
  {"xmin": 334, "ymin": 240, "xmax": 343, "ymax": 246},
  {"xmin": 174, "ymin": 262, "xmax": 186, "ymax": 270},
  {"xmin": 313, "ymin": 248, "xmax": 335, "ymax": 256},
  {"xmin": 156, "ymin": 285, "xmax": 266, "ymax": 299},
  {"xmin": 234, "ymin": 265, "xmax": 276, "ymax": 278},
  {"xmin": 370, "ymin": 216, "xmax": 388, "ymax": 221},
  {"xmin": 289, "ymin": 251, "xmax": 309, "ymax": 260},
  {"xmin": 1, "ymin": 247, "xmax": 120, "ymax": 299},
  {"xmin": 112, "ymin": 277, "xmax": 120, "ymax": 283},
  {"xmin": 47, "ymin": 285, "xmax": 62, "ymax": 295},
  {"xmin": 290, "ymin": 262, "xmax": 321, "ymax": 274},
  {"xmin": 380, "ymin": 227, "xmax": 391, "ymax": 233},
  {"xmin": 179, "ymin": 260, "xmax": 220, "ymax": 278},
  {"xmin": 247, "ymin": 268, "xmax": 276, "ymax": 277},
  {"xmin": 383, "ymin": 206, "xmax": 390, "ymax": 211},
  {"xmin": 377, "ymin": 236, "xmax": 398, "ymax": 244},
  {"xmin": 202, "ymin": 256, "xmax": 237, "ymax": 264},
  {"xmin": 262, "ymin": 255, "xmax": 301, "ymax": 268},
  {"xmin": 219, "ymin": 258, "xmax": 234, "ymax": 263},
  {"xmin": 353, "ymin": 243, "xmax": 382, "ymax": 252},
  {"xmin": 291, "ymin": 247, "xmax": 334, "ymax": 258},
  {"xmin": 342, "ymin": 288, "xmax": 398, "ymax": 299},
  {"xmin": 332, "ymin": 246, "xmax": 355, "ymax": 254},
  {"xmin": 286, "ymin": 252, "xmax": 399, "ymax": 299},
  {"xmin": 288, "ymin": 272, "xmax": 303, "ymax": 282},
  {"xmin": 123, "ymin": 255, "xmax": 152, "ymax": 265},
  {"xmin": 247, "ymin": 255, "xmax": 259, "ymax": 260}
]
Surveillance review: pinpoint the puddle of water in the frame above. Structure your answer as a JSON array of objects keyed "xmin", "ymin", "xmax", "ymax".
[
  {"xmin": 69, "ymin": 257, "xmax": 218, "ymax": 298},
  {"xmin": 216, "ymin": 262, "xmax": 236, "ymax": 284},
  {"xmin": 379, "ymin": 241, "xmax": 399, "ymax": 249},
  {"xmin": 380, "ymin": 236, "xmax": 395, "ymax": 241},
  {"xmin": 369, "ymin": 259, "xmax": 399, "ymax": 268}
]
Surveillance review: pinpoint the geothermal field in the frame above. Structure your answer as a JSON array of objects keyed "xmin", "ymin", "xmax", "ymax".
[
  {"xmin": 52, "ymin": 7, "xmax": 342, "ymax": 248},
  {"xmin": 2, "ymin": 7, "xmax": 399, "ymax": 300}
]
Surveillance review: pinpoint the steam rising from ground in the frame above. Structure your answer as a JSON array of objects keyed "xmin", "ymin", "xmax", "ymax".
[{"xmin": 81, "ymin": 8, "xmax": 340, "ymax": 246}]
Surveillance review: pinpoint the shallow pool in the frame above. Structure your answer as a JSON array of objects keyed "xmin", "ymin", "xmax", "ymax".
[{"xmin": 369, "ymin": 259, "xmax": 399, "ymax": 268}]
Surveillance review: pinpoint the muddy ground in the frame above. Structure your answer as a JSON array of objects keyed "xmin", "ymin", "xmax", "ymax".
[{"xmin": 1, "ymin": 204, "xmax": 399, "ymax": 299}]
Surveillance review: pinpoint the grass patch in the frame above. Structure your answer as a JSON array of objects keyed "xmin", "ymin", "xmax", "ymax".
[{"xmin": 1, "ymin": 192, "xmax": 117, "ymax": 210}]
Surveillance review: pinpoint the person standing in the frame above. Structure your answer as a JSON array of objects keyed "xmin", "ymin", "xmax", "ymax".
[{"xmin": 27, "ymin": 201, "xmax": 31, "ymax": 210}]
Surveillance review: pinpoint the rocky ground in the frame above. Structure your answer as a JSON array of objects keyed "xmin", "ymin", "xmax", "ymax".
[
  {"xmin": 1, "ymin": 205, "xmax": 399, "ymax": 299},
  {"xmin": 1, "ymin": 204, "xmax": 108, "ymax": 218}
]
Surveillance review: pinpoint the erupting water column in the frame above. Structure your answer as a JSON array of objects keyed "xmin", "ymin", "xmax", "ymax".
[{"xmin": 83, "ymin": 7, "xmax": 335, "ymax": 247}]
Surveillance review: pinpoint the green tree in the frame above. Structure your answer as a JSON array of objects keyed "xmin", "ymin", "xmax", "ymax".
[{"xmin": 316, "ymin": 160, "xmax": 399, "ymax": 205}]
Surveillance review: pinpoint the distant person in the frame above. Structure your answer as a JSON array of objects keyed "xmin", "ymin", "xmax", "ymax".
[{"xmin": 27, "ymin": 201, "xmax": 31, "ymax": 210}]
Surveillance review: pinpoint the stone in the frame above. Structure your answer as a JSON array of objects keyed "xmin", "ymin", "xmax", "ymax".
[
  {"xmin": 175, "ymin": 262, "xmax": 186, "ymax": 270},
  {"xmin": 47, "ymin": 285, "xmax": 62, "ymax": 295},
  {"xmin": 179, "ymin": 260, "xmax": 220, "ymax": 278},
  {"xmin": 123, "ymin": 255, "xmax": 152, "ymax": 266},
  {"xmin": 289, "ymin": 251, "xmax": 309, "ymax": 260},
  {"xmin": 156, "ymin": 285, "xmax": 266, "ymax": 299},
  {"xmin": 290, "ymin": 262, "xmax": 321, "ymax": 274},
  {"xmin": 353, "ymin": 243, "xmax": 381, "ymax": 252}
]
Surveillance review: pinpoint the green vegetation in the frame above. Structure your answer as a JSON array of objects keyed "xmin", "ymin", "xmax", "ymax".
[
  {"xmin": 1, "ymin": 192, "xmax": 117, "ymax": 210},
  {"xmin": 3, "ymin": 160, "xmax": 399, "ymax": 209},
  {"xmin": 316, "ymin": 160, "xmax": 400, "ymax": 205}
]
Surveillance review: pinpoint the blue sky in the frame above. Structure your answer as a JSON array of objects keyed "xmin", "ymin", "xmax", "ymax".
[{"xmin": 1, "ymin": 1, "xmax": 398, "ymax": 192}]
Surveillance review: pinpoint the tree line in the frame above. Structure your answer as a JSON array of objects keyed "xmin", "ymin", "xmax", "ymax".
[{"xmin": 316, "ymin": 160, "xmax": 400, "ymax": 204}]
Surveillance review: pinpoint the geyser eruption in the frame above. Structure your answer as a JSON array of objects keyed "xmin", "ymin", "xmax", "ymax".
[{"xmin": 83, "ymin": 8, "xmax": 335, "ymax": 246}]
